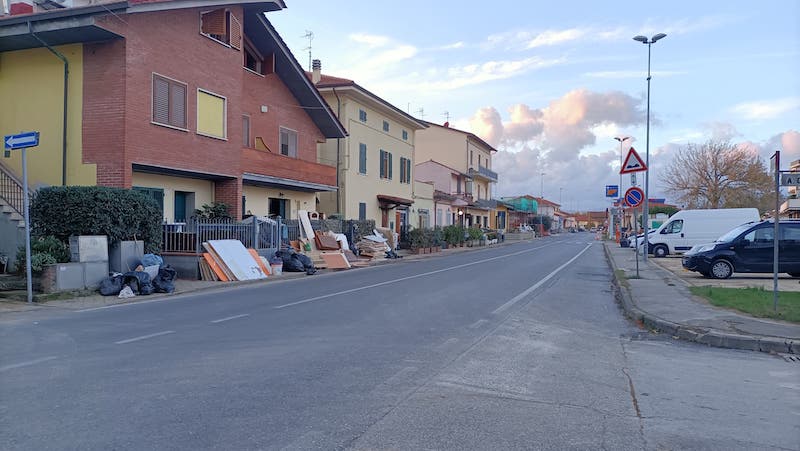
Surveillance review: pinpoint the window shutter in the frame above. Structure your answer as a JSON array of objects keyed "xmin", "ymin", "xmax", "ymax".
[
  {"xmin": 406, "ymin": 159, "xmax": 412, "ymax": 183},
  {"xmin": 201, "ymin": 9, "xmax": 227, "ymax": 36},
  {"xmin": 229, "ymin": 14, "xmax": 242, "ymax": 50},
  {"xmin": 388, "ymin": 152, "xmax": 393, "ymax": 179},
  {"xmin": 170, "ymin": 83, "xmax": 186, "ymax": 128},
  {"xmin": 359, "ymin": 143, "xmax": 367, "ymax": 173},
  {"xmin": 153, "ymin": 76, "xmax": 170, "ymax": 124},
  {"xmin": 290, "ymin": 130, "xmax": 297, "ymax": 157}
]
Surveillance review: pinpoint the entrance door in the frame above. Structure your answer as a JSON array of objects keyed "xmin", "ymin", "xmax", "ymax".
[{"xmin": 268, "ymin": 198, "xmax": 287, "ymax": 218}]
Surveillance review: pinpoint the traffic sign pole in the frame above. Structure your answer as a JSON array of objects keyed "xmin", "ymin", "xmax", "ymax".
[
  {"xmin": 22, "ymin": 147, "xmax": 32, "ymax": 304},
  {"xmin": 4, "ymin": 131, "xmax": 39, "ymax": 303}
]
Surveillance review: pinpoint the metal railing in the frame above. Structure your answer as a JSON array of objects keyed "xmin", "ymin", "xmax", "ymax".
[
  {"xmin": 0, "ymin": 161, "xmax": 26, "ymax": 214},
  {"xmin": 161, "ymin": 216, "xmax": 284, "ymax": 253}
]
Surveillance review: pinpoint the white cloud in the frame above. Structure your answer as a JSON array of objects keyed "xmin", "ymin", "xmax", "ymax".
[
  {"xmin": 438, "ymin": 41, "xmax": 465, "ymax": 50},
  {"xmin": 348, "ymin": 33, "xmax": 391, "ymax": 48},
  {"xmin": 730, "ymin": 98, "xmax": 800, "ymax": 121},
  {"xmin": 526, "ymin": 28, "xmax": 587, "ymax": 48},
  {"xmin": 583, "ymin": 70, "xmax": 684, "ymax": 79}
]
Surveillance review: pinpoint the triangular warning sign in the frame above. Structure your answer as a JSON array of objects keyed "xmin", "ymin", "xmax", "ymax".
[{"xmin": 620, "ymin": 147, "xmax": 648, "ymax": 174}]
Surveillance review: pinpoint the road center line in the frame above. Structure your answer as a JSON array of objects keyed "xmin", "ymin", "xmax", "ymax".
[
  {"xmin": 0, "ymin": 356, "xmax": 59, "ymax": 373},
  {"xmin": 114, "ymin": 330, "xmax": 175, "ymax": 345},
  {"xmin": 274, "ymin": 243, "xmax": 557, "ymax": 309},
  {"xmin": 210, "ymin": 313, "xmax": 250, "ymax": 324},
  {"xmin": 492, "ymin": 243, "xmax": 593, "ymax": 315}
]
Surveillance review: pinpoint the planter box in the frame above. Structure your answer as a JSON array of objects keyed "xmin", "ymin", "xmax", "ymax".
[{"xmin": 69, "ymin": 235, "xmax": 108, "ymax": 263}]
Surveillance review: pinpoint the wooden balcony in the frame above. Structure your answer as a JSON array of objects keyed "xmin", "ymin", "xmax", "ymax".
[{"xmin": 242, "ymin": 147, "xmax": 336, "ymax": 188}]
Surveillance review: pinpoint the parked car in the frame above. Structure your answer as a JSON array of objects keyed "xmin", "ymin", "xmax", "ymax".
[
  {"xmin": 635, "ymin": 208, "xmax": 760, "ymax": 257},
  {"xmin": 681, "ymin": 219, "xmax": 800, "ymax": 279}
]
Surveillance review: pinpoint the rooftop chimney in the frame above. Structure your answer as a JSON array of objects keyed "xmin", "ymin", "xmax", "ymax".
[{"xmin": 311, "ymin": 59, "xmax": 321, "ymax": 85}]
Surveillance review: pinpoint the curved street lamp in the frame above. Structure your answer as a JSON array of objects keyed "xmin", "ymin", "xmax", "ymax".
[{"xmin": 632, "ymin": 32, "xmax": 666, "ymax": 261}]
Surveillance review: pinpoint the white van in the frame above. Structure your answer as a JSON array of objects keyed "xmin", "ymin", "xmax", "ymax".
[{"xmin": 637, "ymin": 208, "xmax": 760, "ymax": 257}]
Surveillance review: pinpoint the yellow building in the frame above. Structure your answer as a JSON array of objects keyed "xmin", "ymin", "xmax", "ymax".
[
  {"xmin": 312, "ymin": 62, "xmax": 427, "ymax": 233},
  {"xmin": 414, "ymin": 121, "xmax": 500, "ymax": 229}
]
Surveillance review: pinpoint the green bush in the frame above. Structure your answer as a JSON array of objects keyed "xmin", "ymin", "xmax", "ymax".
[
  {"xmin": 15, "ymin": 235, "xmax": 71, "ymax": 273},
  {"xmin": 467, "ymin": 227, "xmax": 483, "ymax": 240},
  {"xmin": 443, "ymin": 225, "xmax": 465, "ymax": 245},
  {"xmin": 30, "ymin": 186, "xmax": 163, "ymax": 253},
  {"xmin": 194, "ymin": 202, "xmax": 231, "ymax": 220}
]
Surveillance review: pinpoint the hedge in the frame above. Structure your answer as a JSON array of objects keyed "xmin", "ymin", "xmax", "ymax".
[{"xmin": 30, "ymin": 186, "xmax": 163, "ymax": 253}]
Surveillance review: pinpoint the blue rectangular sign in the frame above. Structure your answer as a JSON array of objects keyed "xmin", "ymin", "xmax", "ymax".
[
  {"xmin": 605, "ymin": 185, "xmax": 619, "ymax": 198},
  {"xmin": 4, "ymin": 131, "xmax": 39, "ymax": 150}
]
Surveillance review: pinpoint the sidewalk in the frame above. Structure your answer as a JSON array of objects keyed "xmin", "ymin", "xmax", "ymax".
[
  {"xmin": 605, "ymin": 243, "xmax": 799, "ymax": 354},
  {"xmin": 0, "ymin": 240, "xmax": 521, "ymax": 315}
]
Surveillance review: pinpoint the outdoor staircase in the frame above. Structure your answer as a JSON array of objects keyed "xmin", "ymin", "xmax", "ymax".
[{"xmin": 0, "ymin": 162, "xmax": 27, "ymax": 229}]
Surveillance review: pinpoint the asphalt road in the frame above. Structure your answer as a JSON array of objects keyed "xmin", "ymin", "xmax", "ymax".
[{"xmin": 1, "ymin": 235, "xmax": 798, "ymax": 450}]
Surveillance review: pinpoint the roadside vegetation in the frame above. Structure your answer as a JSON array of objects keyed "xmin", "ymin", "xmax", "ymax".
[{"xmin": 690, "ymin": 286, "xmax": 800, "ymax": 323}]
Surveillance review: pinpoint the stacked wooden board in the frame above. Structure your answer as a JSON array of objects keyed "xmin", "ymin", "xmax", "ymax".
[{"xmin": 199, "ymin": 240, "xmax": 269, "ymax": 281}]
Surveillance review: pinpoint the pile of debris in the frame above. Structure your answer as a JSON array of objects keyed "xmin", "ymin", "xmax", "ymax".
[{"xmin": 199, "ymin": 239, "xmax": 270, "ymax": 281}]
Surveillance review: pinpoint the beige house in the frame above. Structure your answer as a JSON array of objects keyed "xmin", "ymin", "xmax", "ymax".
[
  {"xmin": 311, "ymin": 62, "xmax": 427, "ymax": 232},
  {"xmin": 414, "ymin": 121, "xmax": 499, "ymax": 228},
  {"xmin": 411, "ymin": 181, "xmax": 435, "ymax": 229}
]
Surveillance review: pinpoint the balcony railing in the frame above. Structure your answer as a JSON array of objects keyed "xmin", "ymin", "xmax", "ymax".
[{"xmin": 469, "ymin": 165, "xmax": 498, "ymax": 182}]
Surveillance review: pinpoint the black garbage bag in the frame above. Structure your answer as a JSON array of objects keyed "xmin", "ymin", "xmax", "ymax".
[
  {"xmin": 99, "ymin": 274, "xmax": 124, "ymax": 296},
  {"xmin": 152, "ymin": 265, "xmax": 177, "ymax": 293},
  {"xmin": 276, "ymin": 250, "xmax": 305, "ymax": 272},
  {"xmin": 122, "ymin": 271, "xmax": 154, "ymax": 295},
  {"xmin": 295, "ymin": 253, "xmax": 316, "ymax": 275}
]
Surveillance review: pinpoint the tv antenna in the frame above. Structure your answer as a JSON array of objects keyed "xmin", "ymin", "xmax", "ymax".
[
  {"xmin": 415, "ymin": 107, "xmax": 425, "ymax": 120},
  {"xmin": 302, "ymin": 30, "xmax": 314, "ymax": 71},
  {"xmin": 443, "ymin": 111, "xmax": 450, "ymax": 122}
]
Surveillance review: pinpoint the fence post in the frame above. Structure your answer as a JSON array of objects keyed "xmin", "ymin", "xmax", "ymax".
[{"xmin": 250, "ymin": 216, "xmax": 259, "ymax": 249}]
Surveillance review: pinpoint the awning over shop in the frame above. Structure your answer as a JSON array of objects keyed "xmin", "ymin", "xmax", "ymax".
[{"xmin": 377, "ymin": 194, "xmax": 413, "ymax": 210}]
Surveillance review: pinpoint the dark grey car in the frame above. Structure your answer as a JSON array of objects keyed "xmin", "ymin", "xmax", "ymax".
[{"xmin": 681, "ymin": 220, "xmax": 800, "ymax": 279}]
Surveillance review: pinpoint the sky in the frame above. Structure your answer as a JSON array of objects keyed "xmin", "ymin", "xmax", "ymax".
[{"xmin": 268, "ymin": 0, "xmax": 800, "ymax": 212}]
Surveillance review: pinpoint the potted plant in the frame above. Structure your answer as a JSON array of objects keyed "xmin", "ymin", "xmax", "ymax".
[{"xmin": 408, "ymin": 228, "xmax": 425, "ymax": 254}]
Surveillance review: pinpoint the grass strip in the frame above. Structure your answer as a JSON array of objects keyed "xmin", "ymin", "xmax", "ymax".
[{"xmin": 690, "ymin": 286, "xmax": 800, "ymax": 323}]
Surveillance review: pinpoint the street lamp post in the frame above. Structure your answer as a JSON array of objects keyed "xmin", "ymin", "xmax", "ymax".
[{"xmin": 633, "ymin": 32, "xmax": 666, "ymax": 262}]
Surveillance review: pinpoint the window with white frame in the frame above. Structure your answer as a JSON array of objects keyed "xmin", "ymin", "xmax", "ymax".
[
  {"xmin": 280, "ymin": 127, "xmax": 298, "ymax": 157},
  {"xmin": 152, "ymin": 74, "xmax": 187, "ymax": 129},
  {"xmin": 197, "ymin": 89, "xmax": 227, "ymax": 139}
]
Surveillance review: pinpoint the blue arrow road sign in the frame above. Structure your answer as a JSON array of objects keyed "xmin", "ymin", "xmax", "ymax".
[{"xmin": 4, "ymin": 131, "xmax": 40, "ymax": 150}]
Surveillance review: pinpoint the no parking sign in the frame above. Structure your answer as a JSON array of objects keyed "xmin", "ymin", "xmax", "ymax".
[{"xmin": 624, "ymin": 187, "xmax": 644, "ymax": 207}]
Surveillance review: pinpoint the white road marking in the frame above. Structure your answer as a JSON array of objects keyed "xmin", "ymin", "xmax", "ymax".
[
  {"xmin": 210, "ymin": 313, "xmax": 250, "ymax": 324},
  {"xmin": 77, "ymin": 297, "xmax": 174, "ymax": 312},
  {"xmin": 0, "ymin": 356, "xmax": 59, "ymax": 373},
  {"xmin": 492, "ymin": 243, "xmax": 593, "ymax": 315},
  {"xmin": 274, "ymin": 243, "xmax": 557, "ymax": 309},
  {"xmin": 114, "ymin": 330, "xmax": 175, "ymax": 345},
  {"xmin": 468, "ymin": 319, "xmax": 489, "ymax": 329}
]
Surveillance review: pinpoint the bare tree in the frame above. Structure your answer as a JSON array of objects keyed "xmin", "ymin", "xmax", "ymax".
[{"xmin": 661, "ymin": 139, "xmax": 774, "ymax": 211}]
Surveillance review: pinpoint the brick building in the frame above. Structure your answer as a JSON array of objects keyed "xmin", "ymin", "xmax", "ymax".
[{"xmin": 0, "ymin": 0, "xmax": 346, "ymax": 223}]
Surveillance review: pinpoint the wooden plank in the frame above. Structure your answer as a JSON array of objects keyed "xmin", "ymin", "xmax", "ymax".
[
  {"xmin": 207, "ymin": 240, "xmax": 267, "ymax": 281},
  {"xmin": 320, "ymin": 252, "xmax": 351, "ymax": 269},
  {"xmin": 248, "ymin": 249, "xmax": 270, "ymax": 276},
  {"xmin": 202, "ymin": 252, "xmax": 229, "ymax": 282},
  {"xmin": 203, "ymin": 244, "xmax": 235, "ymax": 281},
  {"xmin": 298, "ymin": 210, "xmax": 316, "ymax": 242}
]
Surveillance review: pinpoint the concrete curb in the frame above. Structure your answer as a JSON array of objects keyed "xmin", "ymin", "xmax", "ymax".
[{"xmin": 603, "ymin": 243, "xmax": 796, "ymax": 355}]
